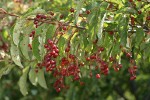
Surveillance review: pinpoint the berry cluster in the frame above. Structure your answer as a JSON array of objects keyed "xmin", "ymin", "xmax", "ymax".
[
  {"xmin": 85, "ymin": 47, "xmax": 124, "ymax": 79},
  {"xmin": 29, "ymin": 7, "xmax": 140, "ymax": 92},
  {"xmin": 34, "ymin": 14, "xmax": 47, "ymax": 28},
  {"xmin": 128, "ymin": 65, "xmax": 137, "ymax": 80},
  {"xmin": 123, "ymin": 50, "xmax": 138, "ymax": 80},
  {"xmin": 29, "ymin": 30, "xmax": 35, "ymax": 37},
  {"xmin": 42, "ymin": 39, "xmax": 59, "ymax": 71}
]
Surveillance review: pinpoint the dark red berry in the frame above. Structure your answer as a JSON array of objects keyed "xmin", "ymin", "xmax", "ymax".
[
  {"xmin": 60, "ymin": 14, "xmax": 64, "ymax": 19},
  {"xmin": 86, "ymin": 57, "xmax": 90, "ymax": 61},
  {"xmin": 109, "ymin": 31, "xmax": 114, "ymax": 35},
  {"xmin": 56, "ymin": 88, "xmax": 61, "ymax": 92},
  {"xmin": 29, "ymin": 34, "xmax": 32, "ymax": 37},
  {"xmin": 70, "ymin": 8, "xmax": 75, "ymax": 13},
  {"xmin": 133, "ymin": 66, "xmax": 137, "ymax": 69},
  {"xmin": 138, "ymin": 10, "xmax": 142, "ymax": 14},
  {"xmin": 35, "ymin": 69, "xmax": 38, "ymax": 73},
  {"xmin": 118, "ymin": 64, "xmax": 122, "ymax": 68},
  {"xmin": 86, "ymin": 10, "xmax": 91, "ymax": 14},
  {"xmin": 48, "ymin": 39, "xmax": 53, "ymax": 45},
  {"xmin": 50, "ymin": 11, "xmax": 54, "ymax": 16},
  {"xmin": 65, "ymin": 47, "xmax": 70, "ymax": 52},
  {"xmin": 28, "ymin": 44, "xmax": 32, "ymax": 50},
  {"xmin": 36, "ymin": 14, "xmax": 41, "ymax": 18},
  {"xmin": 109, "ymin": 56, "xmax": 114, "ymax": 62},
  {"xmin": 44, "ymin": 44, "xmax": 48, "ymax": 48},
  {"xmin": 126, "ymin": 52, "xmax": 132, "ymax": 58},
  {"xmin": 32, "ymin": 30, "xmax": 35, "ymax": 35},
  {"xmin": 62, "ymin": 26, "xmax": 67, "ymax": 31},
  {"xmin": 130, "ymin": 76, "xmax": 136, "ymax": 80},
  {"xmin": 146, "ymin": 16, "xmax": 150, "ymax": 20},
  {"xmin": 96, "ymin": 74, "xmax": 101, "ymax": 79},
  {"xmin": 100, "ymin": 47, "xmax": 104, "ymax": 51}
]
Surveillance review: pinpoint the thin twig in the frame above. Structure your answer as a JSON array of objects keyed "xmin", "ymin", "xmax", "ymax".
[{"xmin": 0, "ymin": 8, "xmax": 19, "ymax": 17}]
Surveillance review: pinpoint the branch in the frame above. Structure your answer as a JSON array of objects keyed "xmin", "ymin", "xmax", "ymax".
[
  {"xmin": 0, "ymin": 8, "xmax": 19, "ymax": 17},
  {"xmin": 27, "ymin": 18, "xmax": 86, "ymax": 30}
]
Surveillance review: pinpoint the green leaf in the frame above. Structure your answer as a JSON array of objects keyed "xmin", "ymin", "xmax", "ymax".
[
  {"xmin": 111, "ymin": 42, "xmax": 120, "ymax": 56},
  {"xmin": 39, "ymin": 24, "xmax": 49, "ymax": 59},
  {"xmin": 97, "ymin": 13, "xmax": 107, "ymax": 39},
  {"xmin": 13, "ymin": 19, "xmax": 26, "ymax": 46},
  {"xmin": 135, "ymin": 28, "xmax": 145, "ymax": 47},
  {"xmin": 10, "ymin": 43, "xmax": 23, "ymax": 68},
  {"xmin": 19, "ymin": 24, "xmax": 33, "ymax": 60},
  {"xmin": 29, "ymin": 68, "xmax": 38, "ymax": 86},
  {"xmin": 118, "ymin": 15, "xmax": 129, "ymax": 47},
  {"xmin": 18, "ymin": 67, "xmax": 29, "ymax": 96},
  {"xmin": 45, "ymin": 25, "xmax": 55, "ymax": 42},
  {"xmin": 83, "ymin": 35, "xmax": 89, "ymax": 49},
  {"xmin": 19, "ymin": 34, "xmax": 30, "ymax": 60},
  {"xmin": 32, "ymin": 36, "xmax": 41, "ymax": 61},
  {"xmin": 37, "ymin": 69, "xmax": 48, "ymax": 89},
  {"xmin": 23, "ymin": 8, "xmax": 45, "ymax": 17},
  {"xmin": 58, "ymin": 37, "xmax": 66, "ymax": 56},
  {"xmin": 0, "ymin": 65, "xmax": 14, "ymax": 79},
  {"xmin": 75, "ymin": 0, "xmax": 83, "ymax": 24}
]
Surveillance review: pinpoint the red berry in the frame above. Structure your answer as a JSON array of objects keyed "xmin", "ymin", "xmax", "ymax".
[
  {"xmin": 138, "ymin": 10, "xmax": 142, "ymax": 14},
  {"xmin": 90, "ymin": 72, "xmax": 92, "ymax": 77},
  {"xmin": 86, "ymin": 10, "xmax": 91, "ymax": 14},
  {"xmin": 29, "ymin": 34, "xmax": 32, "ymax": 37},
  {"xmin": 96, "ymin": 74, "xmax": 101, "ymax": 79},
  {"xmin": 53, "ymin": 53, "xmax": 58, "ymax": 58},
  {"xmin": 109, "ymin": 56, "xmax": 114, "ymax": 62},
  {"xmin": 79, "ymin": 14, "xmax": 82, "ymax": 17},
  {"xmin": 99, "ymin": 47, "xmax": 104, "ymax": 51},
  {"xmin": 70, "ymin": 8, "xmax": 75, "ymax": 13},
  {"xmin": 56, "ymin": 88, "xmax": 61, "ymax": 92},
  {"xmin": 62, "ymin": 26, "xmax": 67, "ymax": 31},
  {"xmin": 129, "ymin": 0, "xmax": 133, "ymax": 2},
  {"xmin": 34, "ymin": 21, "xmax": 38, "ymax": 24},
  {"xmin": 90, "ymin": 55, "xmax": 96, "ymax": 59},
  {"xmin": 37, "ymin": 63, "xmax": 41, "ymax": 67},
  {"xmin": 28, "ymin": 44, "xmax": 32, "ymax": 50},
  {"xmin": 130, "ymin": 76, "xmax": 136, "ymax": 80},
  {"xmin": 55, "ymin": 49, "xmax": 59, "ymax": 53},
  {"xmin": 108, "ymin": 3, "xmax": 113, "ymax": 8},
  {"xmin": 32, "ymin": 30, "xmax": 35, "ymax": 35},
  {"xmin": 86, "ymin": 57, "xmax": 90, "ymax": 61},
  {"xmin": 50, "ymin": 11, "xmax": 54, "ymax": 16},
  {"xmin": 47, "ymin": 39, "xmax": 53, "ymax": 45},
  {"xmin": 126, "ymin": 53, "xmax": 132, "ymax": 58},
  {"xmin": 114, "ymin": 67, "xmax": 119, "ymax": 72},
  {"xmin": 80, "ymin": 82, "xmax": 85, "ymax": 86},
  {"xmin": 36, "ymin": 14, "xmax": 41, "ymax": 18},
  {"xmin": 44, "ymin": 44, "xmax": 48, "ymax": 48},
  {"xmin": 118, "ymin": 64, "xmax": 123, "ymax": 68},
  {"xmin": 146, "ymin": 16, "xmax": 150, "ymax": 20},
  {"xmin": 35, "ymin": 69, "xmax": 38, "ymax": 73},
  {"xmin": 133, "ymin": 66, "xmax": 137, "ymax": 69},
  {"xmin": 109, "ymin": 31, "xmax": 114, "ymax": 35},
  {"xmin": 65, "ymin": 47, "xmax": 70, "ymax": 52},
  {"xmin": 60, "ymin": 14, "xmax": 64, "ymax": 19}
]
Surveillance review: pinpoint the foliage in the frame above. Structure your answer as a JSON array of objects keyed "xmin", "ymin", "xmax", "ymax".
[{"xmin": 0, "ymin": 0, "xmax": 150, "ymax": 100}]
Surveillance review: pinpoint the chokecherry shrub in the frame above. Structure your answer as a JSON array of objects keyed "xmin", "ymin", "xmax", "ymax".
[{"xmin": 1, "ymin": 0, "xmax": 149, "ymax": 95}]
